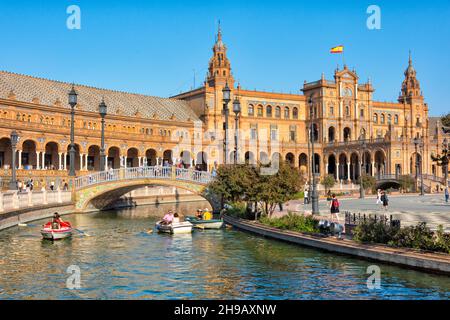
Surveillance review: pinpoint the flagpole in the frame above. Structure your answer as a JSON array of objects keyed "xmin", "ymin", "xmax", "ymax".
[{"xmin": 342, "ymin": 49, "xmax": 346, "ymax": 67}]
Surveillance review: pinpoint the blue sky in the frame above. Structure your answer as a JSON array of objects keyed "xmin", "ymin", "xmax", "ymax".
[{"xmin": 0, "ymin": 0, "xmax": 449, "ymax": 115}]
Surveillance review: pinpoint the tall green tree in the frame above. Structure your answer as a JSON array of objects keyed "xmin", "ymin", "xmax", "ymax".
[
  {"xmin": 441, "ymin": 113, "xmax": 450, "ymax": 127},
  {"xmin": 206, "ymin": 161, "xmax": 304, "ymax": 218},
  {"xmin": 320, "ymin": 175, "xmax": 335, "ymax": 193}
]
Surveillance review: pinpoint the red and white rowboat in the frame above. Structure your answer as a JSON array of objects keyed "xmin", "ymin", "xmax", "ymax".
[{"xmin": 41, "ymin": 221, "xmax": 73, "ymax": 240}]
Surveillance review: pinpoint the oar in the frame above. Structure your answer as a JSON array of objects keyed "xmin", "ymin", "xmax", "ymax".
[
  {"xmin": 74, "ymin": 228, "xmax": 92, "ymax": 237},
  {"xmin": 17, "ymin": 222, "xmax": 37, "ymax": 227}
]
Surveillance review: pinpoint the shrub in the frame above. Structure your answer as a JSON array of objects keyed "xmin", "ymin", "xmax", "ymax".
[
  {"xmin": 353, "ymin": 220, "xmax": 450, "ymax": 254},
  {"xmin": 260, "ymin": 213, "xmax": 320, "ymax": 233},
  {"xmin": 226, "ymin": 202, "xmax": 248, "ymax": 218},
  {"xmin": 353, "ymin": 220, "xmax": 399, "ymax": 244}
]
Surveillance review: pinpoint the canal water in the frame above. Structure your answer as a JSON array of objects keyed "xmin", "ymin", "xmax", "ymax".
[{"xmin": 0, "ymin": 202, "xmax": 449, "ymax": 300}]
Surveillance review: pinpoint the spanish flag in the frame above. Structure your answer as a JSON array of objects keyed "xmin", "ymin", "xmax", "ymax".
[{"xmin": 330, "ymin": 45, "xmax": 344, "ymax": 54}]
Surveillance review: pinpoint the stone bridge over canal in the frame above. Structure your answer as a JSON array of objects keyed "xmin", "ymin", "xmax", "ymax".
[{"xmin": 73, "ymin": 167, "xmax": 213, "ymax": 211}]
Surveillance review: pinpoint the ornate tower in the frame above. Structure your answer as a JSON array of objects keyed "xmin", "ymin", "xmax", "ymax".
[
  {"xmin": 206, "ymin": 24, "xmax": 234, "ymax": 88},
  {"xmin": 398, "ymin": 52, "xmax": 428, "ymax": 143},
  {"xmin": 399, "ymin": 52, "xmax": 423, "ymax": 104}
]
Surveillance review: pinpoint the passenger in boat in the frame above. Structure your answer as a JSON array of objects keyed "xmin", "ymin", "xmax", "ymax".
[
  {"xmin": 196, "ymin": 209, "xmax": 203, "ymax": 219},
  {"xmin": 173, "ymin": 213, "xmax": 180, "ymax": 224},
  {"xmin": 52, "ymin": 212, "xmax": 62, "ymax": 229},
  {"xmin": 161, "ymin": 210, "xmax": 174, "ymax": 225},
  {"xmin": 202, "ymin": 208, "xmax": 212, "ymax": 221}
]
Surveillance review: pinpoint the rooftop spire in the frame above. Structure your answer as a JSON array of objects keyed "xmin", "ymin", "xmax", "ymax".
[{"xmin": 217, "ymin": 19, "xmax": 222, "ymax": 42}]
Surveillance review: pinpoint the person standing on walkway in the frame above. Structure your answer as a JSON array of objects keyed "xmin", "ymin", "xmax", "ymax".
[
  {"xmin": 381, "ymin": 191, "xmax": 389, "ymax": 211},
  {"xmin": 445, "ymin": 187, "xmax": 449, "ymax": 203},
  {"xmin": 304, "ymin": 189, "xmax": 309, "ymax": 205},
  {"xmin": 329, "ymin": 194, "xmax": 340, "ymax": 223},
  {"xmin": 376, "ymin": 189, "xmax": 382, "ymax": 207}
]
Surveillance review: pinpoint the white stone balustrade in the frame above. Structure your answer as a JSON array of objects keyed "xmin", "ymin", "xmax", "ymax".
[{"xmin": 0, "ymin": 190, "xmax": 72, "ymax": 213}]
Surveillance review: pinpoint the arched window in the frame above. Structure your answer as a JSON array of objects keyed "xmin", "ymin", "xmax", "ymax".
[
  {"xmin": 381, "ymin": 114, "xmax": 385, "ymax": 124},
  {"xmin": 329, "ymin": 103, "xmax": 335, "ymax": 116},
  {"xmin": 388, "ymin": 114, "xmax": 392, "ymax": 124},
  {"xmin": 248, "ymin": 104, "xmax": 254, "ymax": 116},
  {"xmin": 266, "ymin": 105, "xmax": 272, "ymax": 117},
  {"xmin": 293, "ymin": 107, "xmax": 298, "ymax": 119},
  {"xmin": 345, "ymin": 105, "xmax": 350, "ymax": 116},
  {"xmin": 275, "ymin": 106, "xmax": 281, "ymax": 118},
  {"xmin": 284, "ymin": 107, "xmax": 290, "ymax": 119},
  {"xmin": 257, "ymin": 105, "xmax": 263, "ymax": 117},
  {"xmin": 373, "ymin": 113, "xmax": 378, "ymax": 123},
  {"xmin": 394, "ymin": 115, "xmax": 399, "ymax": 124}
]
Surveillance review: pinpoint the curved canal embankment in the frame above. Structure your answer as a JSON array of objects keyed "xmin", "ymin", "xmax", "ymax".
[
  {"xmin": 0, "ymin": 202, "xmax": 74, "ymax": 231},
  {"xmin": 223, "ymin": 215, "xmax": 450, "ymax": 275}
]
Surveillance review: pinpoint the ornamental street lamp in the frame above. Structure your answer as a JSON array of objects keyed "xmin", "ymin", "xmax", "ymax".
[
  {"xmin": 9, "ymin": 131, "xmax": 19, "ymax": 190},
  {"xmin": 413, "ymin": 137, "xmax": 424, "ymax": 195},
  {"xmin": 360, "ymin": 140, "xmax": 367, "ymax": 199},
  {"xmin": 444, "ymin": 138, "xmax": 449, "ymax": 188},
  {"xmin": 68, "ymin": 86, "xmax": 78, "ymax": 176},
  {"xmin": 232, "ymin": 97, "xmax": 241, "ymax": 164},
  {"xmin": 308, "ymin": 96, "xmax": 319, "ymax": 215},
  {"xmin": 99, "ymin": 99, "xmax": 107, "ymax": 171},
  {"xmin": 222, "ymin": 82, "xmax": 231, "ymax": 165}
]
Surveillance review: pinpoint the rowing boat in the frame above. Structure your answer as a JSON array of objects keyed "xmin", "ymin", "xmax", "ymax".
[
  {"xmin": 155, "ymin": 221, "xmax": 193, "ymax": 234},
  {"xmin": 185, "ymin": 216, "xmax": 224, "ymax": 229},
  {"xmin": 41, "ymin": 221, "xmax": 73, "ymax": 240}
]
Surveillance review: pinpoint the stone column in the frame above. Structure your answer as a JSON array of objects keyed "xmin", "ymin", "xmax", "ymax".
[
  {"xmin": 84, "ymin": 154, "xmax": 88, "ymax": 171},
  {"xmin": 372, "ymin": 161, "xmax": 375, "ymax": 177},
  {"xmin": 41, "ymin": 152, "xmax": 45, "ymax": 170},
  {"xmin": 63, "ymin": 153, "xmax": 67, "ymax": 170},
  {"xmin": 347, "ymin": 162, "xmax": 351, "ymax": 182},
  {"xmin": 58, "ymin": 153, "xmax": 63, "ymax": 170},
  {"xmin": 18, "ymin": 150, "xmax": 22, "ymax": 169},
  {"xmin": 336, "ymin": 163, "xmax": 340, "ymax": 181},
  {"xmin": 138, "ymin": 157, "xmax": 142, "ymax": 167},
  {"xmin": 36, "ymin": 151, "xmax": 40, "ymax": 170},
  {"xmin": 80, "ymin": 153, "xmax": 83, "ymax": 171},
  {"xmin": 325, "ymin": 162, "xmax": 328, "ymax": 174}
]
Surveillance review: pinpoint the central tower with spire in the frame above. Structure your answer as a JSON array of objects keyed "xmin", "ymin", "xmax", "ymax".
[{"xmin": 206, "ymin": 22, "xmax": 234, "ymax": 88}]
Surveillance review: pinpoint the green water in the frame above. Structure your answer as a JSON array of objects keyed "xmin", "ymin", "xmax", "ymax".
[{"xmin": 0, "ymin": 202, "xmax": 449, "ymax": 299}]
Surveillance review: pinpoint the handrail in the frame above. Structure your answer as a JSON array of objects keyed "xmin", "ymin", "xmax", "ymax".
[{"xmin": 73, "ymin": 166, "xmax": 212, "ymax": 190}]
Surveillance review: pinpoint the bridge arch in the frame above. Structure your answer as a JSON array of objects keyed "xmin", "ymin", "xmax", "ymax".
[{"xmin": 74, "ymin": 167, "xmax": 213, "ymax": 211}]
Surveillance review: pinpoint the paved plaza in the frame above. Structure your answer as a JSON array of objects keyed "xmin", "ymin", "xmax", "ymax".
[
  {"xmin": 333, "ymin": 194, "xmax": 450, "ymax": 232},
  {"xmin": 282, "ymin": 194, "xmax": 450, "ymax": 232}
]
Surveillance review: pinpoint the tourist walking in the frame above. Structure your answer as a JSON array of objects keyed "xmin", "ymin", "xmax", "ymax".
[
  {"xmin": 304, "ymin": 189, "xmax": 309, "ymax": 205},
  {"xmin": 381, "ymin": 191, "xmax": 389, "ymax": 211},
  {"xmin": 329, "ymin": 193, "xmax": 340, "ymax": 223},
  {"xmin": 445, "ymin": 187, "xmax": 449, "ymax": 203},
  {"xmin": 376, "ymin": 189, "xmax": 382, "ymax": 207}
]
